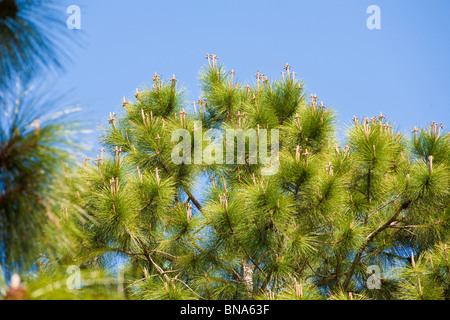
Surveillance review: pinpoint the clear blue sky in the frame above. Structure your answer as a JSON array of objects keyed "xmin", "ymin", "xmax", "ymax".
[{"xmin": 53, "ymin": 0, "xmax": 450, "ymax": 154}]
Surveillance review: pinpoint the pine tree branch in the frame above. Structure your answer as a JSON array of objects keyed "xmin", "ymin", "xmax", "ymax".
[
  {"xmin": 347, "ymin": 184, "xmax": 367, "ymax": 197},
  {"xmin": 335, "ymin": 250, "xmax": 342, "ymax": 286},
  {"xmin": 173, "ymin": 277, "xmax": 205, "ymax": 300},
  {"xmin": 138, "ymin": 191, "xmax": 157, "ymax": 214},
  {"xmin": 0, "ymin": 184, "xmax": 28, "ymax": 204},
  {"xmin": 132, "ymin": 235, "xmax": 170, "ymax": 281},
  {"xmin": 305, "ymin": 259, "xmax": 337, "ymax": 286},
  {"xmin": 224, "ymin": 208, "xmax": 266, "ymax": 277},
  {"xmin": 183, "ymin": 186, "xmax": 203, "ymax": 213},
  {"xmin": 365, "ymin": 249, "xmax": 411, "ymax": 262},
  {"xmin": 389, "ymin": 218, "xmax": 450, "ymax": 230},
  {"xmin": 342, "ymin": 199, "xmax": 412, "ymax": 291},
  {"xmin": 366, "ymin": 195, "xmax": 400, "ymax": 220},
  {"xmin": 366, "ymin": 166, "xmax": 372, "ymax": 224},
  {"xmin": 151, "ymin": 249, "xmax": 176, "ymax": 262},
  {"xmin": 205, "ymin": 240, "xmax": 243, "ymax": 281},
  {"xmin": 218, "ymin": 261, "xmax": 242, "ymax": 281},
  {"xmin": 100, "ymin": 243, "xmax": 144, "ymax": 257},
  {"xmin": 157, "ymin": 158, "xmax": 203, "ymax": 213},
  {"xmin": 137, "ymin": 236, "xmax": 204, "ymax": 299},
  {"xmin": 259, "ymin": 271, "xmax": 273, "ymax": 292}
]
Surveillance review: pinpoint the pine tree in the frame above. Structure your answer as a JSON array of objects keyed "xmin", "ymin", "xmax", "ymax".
[
  {"xmin": 15, "ymin": 55, "xmax": 449, "ymax": 300},
  {"xmin": 0, "ymin": 0, "xmax": 87, "ymax": 297},
  {"xmin": 0, "ymin": 83, "xmax": 82, "ymax": 273},
  {"xmin": 0, "ymin": 0, "xmax": 85, "ymax": 277},
  {"xmin": 0, "ymin": 0, "xmax": 69, "ymax": 88}
]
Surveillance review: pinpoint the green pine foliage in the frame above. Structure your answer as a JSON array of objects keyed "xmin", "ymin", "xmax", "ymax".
[
  {"xmin": 0, "ymin": 0, "xmax": 70, "ymax": 88},
  {"xmin": 12, "ymin": 55, "xmax": 449, "ymax": 300},
  {"xmin": 0, "ymin": 84, "xmax": 83, "ymax": 272}
]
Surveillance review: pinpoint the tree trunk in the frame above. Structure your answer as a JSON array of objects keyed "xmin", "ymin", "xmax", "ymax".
[{"xmin": 242, "ymin": 260, "xmax": 254, "ymax": 299}]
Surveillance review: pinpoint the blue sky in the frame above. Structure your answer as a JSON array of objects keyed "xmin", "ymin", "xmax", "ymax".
[{"xmin": 52, "ymin": 0, "xmax": 450, "ymax": 155}]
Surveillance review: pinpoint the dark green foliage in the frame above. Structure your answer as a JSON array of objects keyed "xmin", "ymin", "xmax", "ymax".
[
  {"xmin": 0, "ymin": 84, "xmax": 82, "ymax": 271},
  {"xmin": 0, "ymin": 0, "xmax": 70, "ymax": 88}
]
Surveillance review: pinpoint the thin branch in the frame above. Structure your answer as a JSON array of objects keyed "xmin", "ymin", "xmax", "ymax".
[
  {"xmin": 183, "ymin": 186, "xmax": 203, "ymax": 213},
  {"xmin": 342, "ymin": 199, "xmax": 412, "ymax": 290},
  {"xmin": 173, "ymin": 277, "xmax": 205, "ymax": 300}
]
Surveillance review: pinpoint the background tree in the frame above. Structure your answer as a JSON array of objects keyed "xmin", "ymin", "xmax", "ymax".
[
  {"xmin": 19, "ymin": 56, "xmax": 449, "ymax": 300},
  {"xmin": 0, "ymin": 83, "xmax": 83, "ymax": 273},
  {"xmin": 0, "ymin": 0, "xmax": 82, "ymax": 284},
  {"xmin": 0, "ymin": 0, "xmax": 70, "ymax": 88}
]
